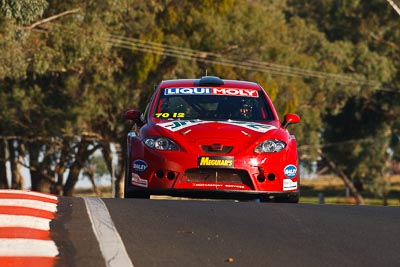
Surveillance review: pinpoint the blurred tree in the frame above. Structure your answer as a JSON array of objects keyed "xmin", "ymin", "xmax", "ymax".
[
  {"xmin": 0, "ymin": 0, "xmax": 398, "ymax": 200},
  {"xmin": 0, "ymin": 0, "xmax": 48, "ymax": 25},
  {"xmin": 287, "ymin": 0, "xmax": 400, "ymax": 197}
]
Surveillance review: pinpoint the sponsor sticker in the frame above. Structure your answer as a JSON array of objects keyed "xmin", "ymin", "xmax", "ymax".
[
  {"xmin": 131, "ymin": 173, "xmax": 148, "ymax": 188},
  {"xmin": 133, "ymin": 160, "xmax": 148, "ymax": 173},
  {"xmin": 158, "ymin": 120, "xmax": 208, "ymax": 132},
  {"xmin": 284, "ymin": 164, "xmax": 297, "ymax": 179},
  {"xmin": 164, "ymin": 87, "xmax": 259, "ymax": 97},
  {"xmin": 191, "ymin": 183, "xmax": 245, "ymax": 189},
  {"xmin": 198, "ymin": 156, "xmax": 234, "ymax": 168},
  {"xmin": 157, "ymin": 120, "xmax": 276, "ymax": 133},
  {"xmin": 283, "ymin": 179, "xmax": 297, "ymax": 191},
  {"xmin": 222, "ymin": 121, "xmax": 277, "ymax": 133}
]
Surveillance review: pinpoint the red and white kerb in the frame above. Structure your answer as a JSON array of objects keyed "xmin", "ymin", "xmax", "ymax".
[{"xmin": 0, "ymin": 190, "xmax": 59, "ymax": 267}]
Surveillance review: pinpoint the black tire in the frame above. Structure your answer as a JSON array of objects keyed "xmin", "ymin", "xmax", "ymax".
[
  {"xmin": 124, "ymin": 169, "xmax": 150, "ymax": 199},
  {"xmin": 124, "ymin": 189, "xmax": 150, "ymax": 199},
  {"xmin": 260, "ymin": 193, "xmax": 300, "ymax": 203},
  {"xmin": 275, "ymin": 193, "xmax": 300, "ymax": 203},
  {"xmin": 123, "ymin": 171, "xmax": 150, "ymax": 199}
]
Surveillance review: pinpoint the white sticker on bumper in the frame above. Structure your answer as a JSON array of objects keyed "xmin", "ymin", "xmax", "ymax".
[
  {"xmin": 283, "ymin": 179, "xmax": 297, "ymax": 191},
  {"xmin": 131, "ymin": 173, "xmax": 148, "ymax": 188}
]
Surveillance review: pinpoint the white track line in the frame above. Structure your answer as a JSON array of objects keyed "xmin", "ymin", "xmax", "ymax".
[
  {"xmin": 0, "ymin": 239, "xmax": 59, "ymax": 257},
  {"xmin": 83, "ymin": 197, "xmax": 134, "ymax": 267},
  {"xmin": 0, "ymin": 199, "xmax": 58, "ymax": 212}
]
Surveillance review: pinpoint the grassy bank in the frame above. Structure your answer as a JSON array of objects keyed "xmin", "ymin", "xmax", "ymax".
[
  {"xmin": 74, "ymin": 186, "xmax": 113, "ymax": 198},
  {"xmin": 300, "ymin": 175, "xmax": 400, "ymax": 206}
]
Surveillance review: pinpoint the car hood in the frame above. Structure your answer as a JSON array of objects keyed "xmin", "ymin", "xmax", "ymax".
[{"xmin": 150, "ymin": 119, "xmax": 280, "ymax": 144}]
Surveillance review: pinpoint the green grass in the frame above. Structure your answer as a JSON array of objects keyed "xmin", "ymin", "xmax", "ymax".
[
  {"xmin": 74, "ymin": 186, "xmax": 113, "ymax": 198},
  {"xmin": 300, "ymin": 175, "xmax": 400, "ymax": 206},
  {"xmin": 300, "ymin": 196, "xmax": 400, "ymax": 206}
]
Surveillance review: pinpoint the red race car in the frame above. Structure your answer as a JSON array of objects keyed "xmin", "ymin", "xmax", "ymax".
[{"xmin": 124, "ymin": 76, "xmax": 300, "ymax": 202}]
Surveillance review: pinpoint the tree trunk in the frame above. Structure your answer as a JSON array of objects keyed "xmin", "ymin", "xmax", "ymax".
[
  {"xmin": 0, "ymin": 138, "xmax": 9, "ymax": 189},
  {"xmin": 8, "ymin": 139, "xmax": 24, "ymax": 190},
  {"xmin": 28, "ymin": 141, "xmax": 41, "ymax": 191},
  {"xmin": 53, "ymin": 140, "xmax": 70, "ymax": 196},
  {"xmin": 114, "ymin": 141, "xmax": 125, "ymax": 199},
  {"xmin": 321, "ymin": 153, "xmax": 365, "ymax": 205},
  {"xmin": 85, "ymin": 165, "xmax": 102, "ymax": 197},
  {"xmin": 100, "ymin": 140, "xmax": 116, "ymax": 197},
  {"xmin": 63, "ymin": 138, "xmax": 92, "ymax": 196}
]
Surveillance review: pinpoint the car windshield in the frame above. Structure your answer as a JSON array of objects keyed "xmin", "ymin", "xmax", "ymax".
[{"xmin": 153, "ymin": 88, "xmax": 275, "ymax": 121}]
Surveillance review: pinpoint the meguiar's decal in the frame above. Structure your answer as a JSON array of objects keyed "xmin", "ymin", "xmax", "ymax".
[
  {"xmin": 157, "ymin": 120, "xmax": 277, "ymax": 133},
  {"xmin": 164, "ymin": 87, "xmax": 259, "ymax": 97},
  {"xmin": 198, "ymin": 156, "xmax": 234, "ymax": 168},
  {"xmin": 154, "ymin": 112, "xmax": 185, "ymax": 118}
]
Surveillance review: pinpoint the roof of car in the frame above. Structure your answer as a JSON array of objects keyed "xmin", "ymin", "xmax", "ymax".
[{"xmin": 159, "ymin": 77, "xmax": 262, "ymax": 90}]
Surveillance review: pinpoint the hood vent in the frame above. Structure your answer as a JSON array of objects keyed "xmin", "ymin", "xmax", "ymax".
[{"xmin": 201, "ymin": 144, "xmax": 233, "ymax": 154}]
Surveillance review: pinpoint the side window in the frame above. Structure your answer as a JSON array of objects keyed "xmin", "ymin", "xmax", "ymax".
[
  {"xmin": 258, "ymin": 94, "xmax": 275, "ymax": 121},
  {"xmin": 144, "ymin": 89, "xmax": 159, "ymax": 120}
]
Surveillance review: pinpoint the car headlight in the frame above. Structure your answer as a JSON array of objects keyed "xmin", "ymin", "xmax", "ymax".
[
  {"xmin": 254, "ymin": 139, "xmax": 286, "ymax": 153},
  {"xmin": 144, "ymin": 137, "xmax": 179, "ymax": 151}
]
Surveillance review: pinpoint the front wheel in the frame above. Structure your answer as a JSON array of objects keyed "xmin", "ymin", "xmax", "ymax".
[{"xmin": 124, "ymin": 169, "xmax": 150, "ymax": 199}]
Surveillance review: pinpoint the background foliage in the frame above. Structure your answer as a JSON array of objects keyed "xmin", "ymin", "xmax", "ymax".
[{"xmin": 0, "ymin": 0, "xmax": 399, "ymax": 199}]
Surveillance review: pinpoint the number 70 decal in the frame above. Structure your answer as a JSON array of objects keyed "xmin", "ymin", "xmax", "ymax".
[{"xmin": 154, "ymin": 112, "xmax": 185, "ymax": 118}]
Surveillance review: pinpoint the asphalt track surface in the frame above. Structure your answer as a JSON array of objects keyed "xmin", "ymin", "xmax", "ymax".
[{"xmin": 53, "ymin": 197, "xmax": 400, "ymax": 267}]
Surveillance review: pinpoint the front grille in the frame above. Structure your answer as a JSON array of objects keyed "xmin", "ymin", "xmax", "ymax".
[
  {"xmin": 201, "ymin": 145, "xmax": 233, "ymax": 154},
  {"xmin": 182, "ymin": 168, "xmax": 254, "ymax": 189}
]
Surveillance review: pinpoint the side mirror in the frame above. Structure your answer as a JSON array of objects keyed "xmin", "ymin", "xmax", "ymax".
[
  {"xmin": 124, "ymin": 109, "xmax": 144, "ymax": 126},
  {"xmin": 282, "ymin": 113, "xmax": 300, "ymax": 129}
]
